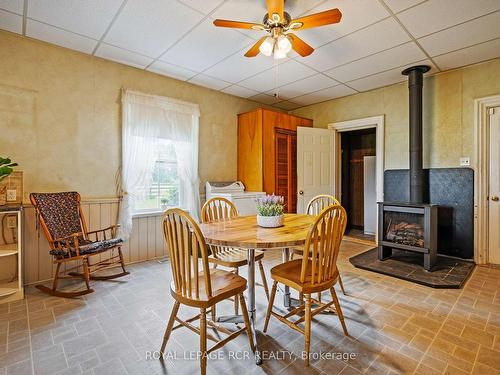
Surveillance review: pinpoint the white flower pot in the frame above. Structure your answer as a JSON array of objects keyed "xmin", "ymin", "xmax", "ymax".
[{"xmin": 257, "ymin": 214, "xmax": 284, "ymax": 228}]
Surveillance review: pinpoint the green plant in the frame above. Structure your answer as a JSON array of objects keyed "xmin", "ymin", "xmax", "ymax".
[
  {"xmin": 0, "ymin": 157, "xmax": 17, "ymax": 181},
  {"xmin": 256, "ymin": 194, "xmax": 285, "ymax": 216}
]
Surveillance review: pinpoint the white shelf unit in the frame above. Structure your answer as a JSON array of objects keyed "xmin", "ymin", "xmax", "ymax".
[{"xmin": 0, "ymin": 207, "xmax": 23, "ymax": 303}]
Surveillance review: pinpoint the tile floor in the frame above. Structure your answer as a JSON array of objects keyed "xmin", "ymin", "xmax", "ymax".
[{"xmin": 1, "ymin": 241, "xmax": 500, "ymax": 375}]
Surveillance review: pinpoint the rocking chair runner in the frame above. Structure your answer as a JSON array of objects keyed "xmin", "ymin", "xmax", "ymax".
[{"xmin": 30, "ymin": 192, "xmax": 129, "ymax": 297}]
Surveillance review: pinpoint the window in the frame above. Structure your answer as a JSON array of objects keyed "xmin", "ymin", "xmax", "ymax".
[
  {"xmin": 134, "ymin": 140, "xmax": 179, "ymax": 212},
  {"xmin": 119, "ymin": 90, "xmax": 200, "ymax": 239}
]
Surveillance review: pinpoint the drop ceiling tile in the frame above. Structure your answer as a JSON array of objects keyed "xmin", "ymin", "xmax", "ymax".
[
  {"xmin": 383, "ymin": 0, "xmax": 425, "ymax": 14},
  {"xmin": 28, "ymin": 0, "xmax": 123, "ymax": 39},
  {"xmin": 433, "ymin": 38, "xmax": 500, "ymax": 71},
  {"xmin": 211, "ymin": 0, "xmax": 267, "ymax": 38},
  {"xmin": 221, "ymin": 85, "xmax": 259, "ymax": 98},
  {"xmin": 396, "ymin": 0, "xmax": 500, "ymax": 39},
  {"xmin": 273, "ymin": 101, "xmax": 302, "ymax": 111},
  {"xmin": 203, "ymin": 51, "xmax": 283, "ymax": 83},
  {"xmin": 239, "ymin": 60, "xmax": 316, "ymax": 92},
  {"xmin": 0, "ymin": 0, "xmax": 23, "ymax": 14},
  {"xmin": 0, "ymin": 8, "xmax": 21, "ymax": 33},
  {"xmin": 26, "ymin": 20, "xmax": 98, "ymax": 53},
  {"xmin": 249, "ymin": 93, "xmax": 280, "ymax": 105},
  {"xmin": 105, "ymin": 0, "xmax": 204, "ymax": 58},
  {"xmin": 267, "ymin": 73, "xmax": 339, "ymax": 100},
  {"xmin": 188, "ymin": 74, "xmax": 231, "ymax": 90},
  {"xmin": 293, "ymin": 0, "xmax": 390, "ymax": 48},
  {"xmin": 325, "ymin": 42, "xmax": 426, "ymax": 82},
  {"xmin": 347, "ymin": 60, "xmax": 437, "ymax": 91},
  {"xmin": 178, "ymin": 0, "xmax": 225, "ymax": 15},
  {"xmin": 301, "ymin": 18, "xmax": 410, "ymax": 72},
  {"xmin": 159, "ymin": 18, "xmax": 254, "ymax": 72},
  {"xmin": 418, "ymin": 11, "xmax": 500, "ymax": 57},
  {"xmin": 95, "ymin": 43, "xmax": 153, "ymax": 69},
  {"xmin": 292, "ymin": 84, "xmax": 356, "ymax": 106},
  {"xmin": 147, "ymin": 60, "xmax": 197, "ymax": 81}
]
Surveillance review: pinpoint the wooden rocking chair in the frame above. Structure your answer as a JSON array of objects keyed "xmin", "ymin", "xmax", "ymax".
[{"xmin": 30, "ymin": 192, "xmax": 129, "ymax": 297}]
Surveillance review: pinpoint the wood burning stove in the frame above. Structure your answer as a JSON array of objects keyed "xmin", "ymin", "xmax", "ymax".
[
  {"xmin": 377, "ymin": 65, "xmax": 439, "ymax": 271},
  {"xmin": 378, "ymin": 202, "xmax": 437, "ymax": 271}
]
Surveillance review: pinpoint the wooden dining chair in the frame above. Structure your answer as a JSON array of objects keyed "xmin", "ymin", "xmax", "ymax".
[
  {"xmin": 160, "ymin": 209, "xmax": 254, "ymax": 375},
  {"xmin": 30, "ymin": 192, "xmax": 128, "ymax": 297},
  {"xmin": 201, "ymin": 197, "xmax": 270, "ymax": 319},
  {"xmin": 291, "ymin": 194, "xmax": 346, "ymax": 296},
  {"xmin": 263, "ymin": 205, "xmax": 348, "ymax": 367}
]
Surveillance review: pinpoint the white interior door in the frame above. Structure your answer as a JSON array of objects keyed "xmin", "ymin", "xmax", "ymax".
[
  {"xmin": 296, "ymin": 127, "xmax": 335, "ymax": 213},
  {"xmin": 489, "ymin": 106, "xmax": 500, "ymax": 264}
]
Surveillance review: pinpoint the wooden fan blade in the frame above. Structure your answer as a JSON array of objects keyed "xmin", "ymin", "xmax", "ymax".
[
  {"xmin": 288, "ymin": 34, "xmax": 314, "ymax": 57},
  {"xmin": 289, "ymin": 9, "xmax": 342, "ymax": 30},
  {"xmin": 213, "ymin": 19, "xmax": 265, "ymax": 30},
  {"xmin": 266, "ymin": 0, "xmax": 284, "ymax": 21},
  {"xmin": 244, "ymin": 37, "xmax": 267, "ymax": 57}
]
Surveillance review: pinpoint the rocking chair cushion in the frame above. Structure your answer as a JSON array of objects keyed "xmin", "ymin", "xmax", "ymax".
[
  {"xmin": 31, "ymin": 192, "xmax": 83, "ymax": 239},
  {"xmin": 50, "ymin": 237, "xmax": 123, "ymax": 257}
]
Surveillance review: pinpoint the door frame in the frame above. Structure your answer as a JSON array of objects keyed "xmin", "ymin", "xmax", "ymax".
[
  {"xmin": 474, "ymin": 94, "xmax": 500, "ymax": 264},
  {"xmin": 328, "ymin": 115, "xmax": 385, "ymax": 242}
]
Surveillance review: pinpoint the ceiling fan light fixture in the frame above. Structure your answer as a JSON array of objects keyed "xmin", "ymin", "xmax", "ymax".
[
  {"xmin": 277, "ymin": 35, "xmax": 292, "ymax": 53},
  {"xmin": 259, "ymin": 36, "xmax": 275, "ymax": 56},
  {"xmin": 273, "ymin": 48, "xmax": 287, "ymax": 60}
]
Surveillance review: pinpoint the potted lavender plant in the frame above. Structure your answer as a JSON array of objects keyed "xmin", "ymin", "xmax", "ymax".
[{"xmin": 256, "ymin": 194, "xmax": 285, "ymax": 228}]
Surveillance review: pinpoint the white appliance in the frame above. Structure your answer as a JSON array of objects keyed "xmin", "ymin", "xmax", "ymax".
[{"xmin": 205, "ymin": 181, "xmax": 265, "ymax": 215}]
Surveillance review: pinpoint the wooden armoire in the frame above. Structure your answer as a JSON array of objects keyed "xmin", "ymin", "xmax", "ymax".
[{"xmin": 237, "ymin": 108, "xmax": 313, "ymax": 213}]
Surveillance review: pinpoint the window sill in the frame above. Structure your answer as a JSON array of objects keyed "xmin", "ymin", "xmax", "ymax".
[
  {"xmin": 132, "ymin": 210, "xmax": 164, "ymax": 218},
  {"xmin": 132, "ymin": 207, "xmax": 190, "ymax": 219}
]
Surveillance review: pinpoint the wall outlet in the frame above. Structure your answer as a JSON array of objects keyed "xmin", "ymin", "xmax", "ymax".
[
  {"xmin": 460, "ymin": 157, "xmax": 470, "ymax": 167},
  {"xmin": 6, "ymin": 215, "xmax": 17, "ymax": 229},
  {"xmin": 6, "ymin": 189, "xmax": 17, "ymax": 201}
]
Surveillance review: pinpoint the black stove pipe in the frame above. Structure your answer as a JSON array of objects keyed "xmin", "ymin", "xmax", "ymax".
[{"xmin": 402, "ymin": 65, "xmax": 430, "ymax": 203}]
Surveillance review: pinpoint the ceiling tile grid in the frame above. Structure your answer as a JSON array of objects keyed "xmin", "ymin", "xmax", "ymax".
[
  {"xmin": 0, "ymin": 0, "xmax": 23, "ymax": 15},
  {"xmin": 0, "ymin": 0, "xmax": 499, "ymax": 109},
  {"xmin": 0, "ymin": 8, "xmax": 21, "ymax": 34}
]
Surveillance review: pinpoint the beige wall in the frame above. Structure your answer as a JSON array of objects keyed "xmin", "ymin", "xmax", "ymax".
[
  {"xmin": 0, "ymin": 31, "xmax": 262, "ymax": 200},
  {"xmin": 292, "ymin": 58, "xmax": 500, "ymax": 170}
]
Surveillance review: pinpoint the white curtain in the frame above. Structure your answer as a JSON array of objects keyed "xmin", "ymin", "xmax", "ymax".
[{"xmin": 118, "ymin": 90, "xmax": 200, "ymax": 240}]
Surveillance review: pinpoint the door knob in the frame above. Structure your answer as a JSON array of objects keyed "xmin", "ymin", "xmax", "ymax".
[
  {"xmin": 299, "ymin": 190, "xmax": 304, "ymax": 195},
  {"xmin": 491, "ymin": 196, "xmax": 499, "ymax": 201}
]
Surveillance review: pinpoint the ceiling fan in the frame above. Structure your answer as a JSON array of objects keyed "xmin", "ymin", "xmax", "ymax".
[{"xmin": 213, "ymin": 0, "xmax": 342, "ymax": 59}]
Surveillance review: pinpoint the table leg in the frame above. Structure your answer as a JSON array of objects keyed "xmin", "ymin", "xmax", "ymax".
[{"xmin": 247, "ymin": 248, "xmax": 262, "ymax": 365}]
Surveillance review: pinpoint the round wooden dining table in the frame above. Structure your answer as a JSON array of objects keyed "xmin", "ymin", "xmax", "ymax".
[{"xmin": 198, "ymin": 213, "xmax": 315, "ymax": 365}]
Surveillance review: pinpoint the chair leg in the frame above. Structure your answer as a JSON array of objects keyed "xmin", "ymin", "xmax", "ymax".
[
  {"xmin": 160, "ymin": 301, "xmax": 180, "ymax": 354},
  {"xmin": 290, "ymin": 251, "xmax": 294, "ymax": 261},
  {"xmin": 211, "ymin": 304, "xmax": 216, "ymax": 322},
  {"xmin": 118, "ymin": 246, "xmax": 127, "ymax": 273},
  {"xmin": 258, "ymin": 260, "xmax": 270, "ymax": 300},
  {"xmin": 52, "ymin": 262, "xmax": 61, "ymax": 291},
  {"xmin": 233, "ymin": 268, "xmax": 239, "ymax": 315},
  {"xmin": 304, "ymin": 294, "xmax": 312, "ymax": 367},
  {"xmin": 330, "ymin": 288, "xmax": 348, "ymax": 336},
  {"xmin": 200, "ymin": 308, "xmax": 207, "ymax": 375},
  {"xmin": 317, "ymin": 292, "xmax": 322, "ymax": 304},
  {"xmin": 238, "ymin": 294, "xmax": 255, "ymax": 352},
  {"xmin": 82, "ymin": 258, "xmax": 91, "ymax": 290},
  {"xmin": 338, "ymin": 274, "xmax": 346, "ymax": 295},
  {"xmin": 263, "ymin": 281, "xmax": 278, "ymax": 333}
]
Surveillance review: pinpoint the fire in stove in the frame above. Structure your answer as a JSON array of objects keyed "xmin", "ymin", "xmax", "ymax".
[{"xmin": 385, "ymin": 220, "xmax": 424, "ymax": 248}]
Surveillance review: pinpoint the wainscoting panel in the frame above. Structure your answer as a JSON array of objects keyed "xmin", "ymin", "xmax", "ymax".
[{"xmin": 22, "ymin": 199, "xmax": 167, "ymax": 285}]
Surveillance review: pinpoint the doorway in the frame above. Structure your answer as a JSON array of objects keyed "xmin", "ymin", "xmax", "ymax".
[{"xmin": 340, "ymin": 128, "xmax": 376, "ymax": 241}]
